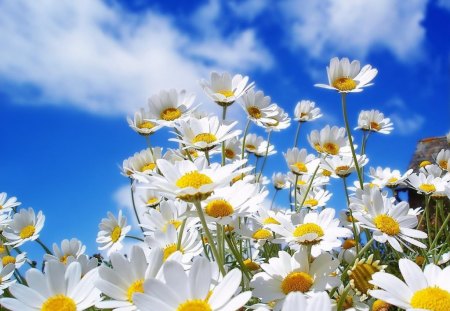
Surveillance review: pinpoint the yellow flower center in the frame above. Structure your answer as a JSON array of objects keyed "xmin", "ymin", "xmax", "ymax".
[
  {"xmin": 245, "ymin": 144, "xmax": 257, "ymax": 152},
  {"xmin": 224, "ymin": 149, "xmax": 235, "ymax": 159},
  {"xmin": 161, "ymin": 107, "xmax": 182, "ymax": 121},
  {"xmin": 293, "ymin": 223, "xmax": 324, "ymax": 239},
  {"xmin": 387, "ymin": 177, "xmax": 398, "ymax": 184},
  {"xmin": 304, "ymin": 199, "xmax": 319, "ymax": 207},
  {"xmin": 332, "ymin": 77, "xmax": 357, "ymax": 92},
  {"xmin": 41, "ymin": 295, "xmax": 76, "ymax": 311},
  {"xmin": 2, "ymin": 256, "xmax": 16, "ymax": 266},
  {"xmin": 0, "ymin": 205, "xmax": 3, "ymax": 209},
  {"xmin": 349, "ymin": 262, "xmax": 380, "ymax": 294},
  {"xmin": 138, "ymin": 121, "xmax": 155, "ymax": 130},
  {"xmin": 322, "ymin": 169, "xmax": 332, "ymax": 177},
  {"xmin": 263, "ymin": 217, "xmax": 280, "ymax": 225},
  {"xmin": 146, "ymin": 197, "xmax": 159, "ymax": 205},
  {"xmin": 374, "ymin": 214, "xmax": 400, "ymax": 236},
  {"xmin": 314, "ymin": 143, "xmax": 323, "ymax": 153},
  {"xmin": 60, "ymin": 255, "xmax": 70, "ymax": 264},
  {"xmin": 217, "ymin": 89, "xmax": 234, "ymax": 98},
  {"xmin": 205, "ymin": 199, "xmax": 234, "ymax": 218},
  {"xmin": 163, "ymin": 219, "xmax": 182, "ymax": 232},
  {"xmin": 243, "ymin": 258, "xmax": 260, "ymax": 271},
  {"xmin": 370, "ymin": 122, "xmax": 381, "ymax": 131},
  {"xmin": 252, "ymin": 228, "xmax": 272, "ymax": 240},
  {"xmin": 296, "ymin": 180, "xmax": 307, "ymax": 186},
  {"xmin": 192, "ymin": 133, "xmax": 217, "ymax": 145},
  {"xmin": 176, "ymin": 171, "xmax": 213, "ymax": 189},
  {"xmin": 140, "ymin": 162, "xmax": 156, "ymax": 172},
  {"xmin": 177, "ymin": 299, "xmax": 212, "ymax": 311},
  {"xmin": 281, "ymin": 271, "xmax": 314, "ymax": 294},
  {"xmin": 372, "ymin": 299, "xmax": 391, "ymax": 311},
  {"xmin": 126, "ymin": 279, "xmax": 144, "ymax": 303},
  {"xmin": 335, "ymin": 165, "xmax": 350, "ymax": 174},
  {"xmin": 342, "ymin": 239, "xmax": 357, "ymax": 250},
  {"xmin": 232, "ymin": 174, "xmax": 245, "ymax": 183},
  {"xmin": 0, "ymin": 245, "xmax": 6, "ymax": 254},
  {"xmin": 439, "ymin": 160, "xmax": 448, "ymax": 170},
  {"xmin": 346, "ymin": 215, "xmax": 357, "ymax": 222},
  {"xmin": 410, "ymin": 287, "xmax": 450, "ymax": 311},
  {"xmin": 419, "ymin": 160, "xmax": 432, "ymax": 168},
  {"xmin": 323, "ymin": 142, "xmax": 339, "ymax": 155},
  {"xmin": 19, "ymin": 225, "xmax": 35, "ymax": 239},
  {"xmin": 419, "ymin": 184, "xmax": 436, "ymax": 193},
  {"xmin": 110, "ymin": 226, "xmax": 122, "ymax": 243},
  {"xmin": 163, "ymin": 243, "xmax": 183, "ymax": 261},
  {"xmin": 415, "ymin": 255, "xmax": 425, "ymax": 266},
  {"xmin": 247, "ymin": 106, "xmax": 262, "ymax": 119},
  {"xmin": 293, "ymin": 162, "xmax": 307, "ymax": 173}
]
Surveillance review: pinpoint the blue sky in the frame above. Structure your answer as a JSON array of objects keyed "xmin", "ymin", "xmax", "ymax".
[{"xmin": 0, "ymin": 0, "xmax": 449, "ymax": 256}]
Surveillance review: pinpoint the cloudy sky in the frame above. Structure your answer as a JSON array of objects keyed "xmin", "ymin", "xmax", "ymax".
[{"xmin": 1, "ymin": 0, "xmax": 449, "ymax": 255}]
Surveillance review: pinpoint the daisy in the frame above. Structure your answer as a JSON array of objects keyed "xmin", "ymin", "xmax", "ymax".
[
  {"xmin": 272, "ymin": 172, "xmax": 289, "ymax": 190},
  {"xmin": 320, "ymin": 154, "xmax": 368, "ymax": 178},
  {"xmin": 171, "ymin": 116, "xmax": 241, "ymax": 152},
  {"xmin": 347, "ymin": 254, "xmax": 387, "ymax": 300},
  {"xmin": 1, "ymin": 251, "xmax": 27, "ymax": 270},
  {"xmin": 0, "ymin": 192, "xmax": 21, "ymax": 213},
  {"xmin": 141, "ymin": 157, "xmax": 248, "ymax": 202},
  {"xmin": 240, "ymin": 89, "xmax": 279, "ymax": 127},
  {"xmin": 141, "ymin": 200, "xmax": 192, "ymax": 234},
  {"xmin": 244, "ymin": 133, "xmax": 277, "ymax": 157},
  {"xmin": 332, "ymin": 286, "xmax": 369, "ymax": 311},
  {"xmin": 200, "ymin": 71, "xmax": 254, "ymax": 107},
  {"xmin": 293, "ymin": 100, "xmax": 323, "ymax": 123},
  {"xmin": 356, "ymin": 110, "xmax": 393, "ymax": 134},
  {"xmin": 147, "ymin": 89, "xmax": 195, "ymax": 127},
  {"xmin": 251, "ymin": 249, "xmax": 340, "ymax": 309},
  {"xmin": 200, "ymin": 180, "xmax": 267, "ymax": 224},
  {"xmin": 368, "ymin": 166, "xmax": 412, "ymax": 189},
  {"xmin": 0, "ymin": 260, "xmax": 100, "ymax": 311},
  {"xmin": 223, "ymin": 137, "xmax": 242, "ymax": 161},
  {"xmin": 282, "ymin": 292, "xmax": 333, "ymax": 311},
  {"xmin": 315, "ymin": 57, "xmax": 378, "ymax": 93},
  {"xmin": 96, "ymin": 210, "xmax": 131, "ymax": 255},
  {"xmin": 3, "ymin": 208, "xmax": 45, "ymax": 247},
  {"xmin": 338, "ymin": 238, "xmax": 359, "ymax": 264},
  {"xmin": 352, "ymin": 190, "xmax": 427, "ymax": 252},
  {"xmin": 127, "ymin": 107, "xmax": 162, "ymax": 136},
  {"xmin": 407, "ymin": 172, "xmax": 446, "ymax": 196},
  {"xmin": 262, "ymin": 106, "xmax": 291, "ymax": 131},
  {"xmin": 235, "ymin": 218, "xmax": 276, "ymax": 245},
  {"xmin": 296, "ymin": 187, "xmax": 332, "ymax": 210},
  {"xmin": 269, "ymin": 208, "xmax": 352, "ymax": 257},
  {"xmin": 0, "ymin": 212, "xmax": 11, "ymax": 231},
  {"xmin": 284, "ymin": 148, "xmax": 319, "ymax": 175},
  {"xmin": 133, "ymin": 257, "xmax": 251, "ymax": 311},
  {"xmin": 145, "ymin": 224, "xmax": 203, "ymax": 264},
  {"xmin": 287, "ymin": 172, "xmax": 329, "ymax": 192},
  {"xmin": 122, "ymin": 147, "xmax": 162, "ymax": 177},
  {"xmin": 308, "ymin": 125, "xmax": 352, "ymax": 156},
  {"xmin": 0, "ymin": 261, "xmax": 15, "ymax": 295},
  {"xmin": 95, "ymin": 246, "xmax": 164, "ymax": 311},
  {"xmin": 66, "ymin": 254, "xmax": 98, "ymax": 277},
  {"xmin": 44, "ymin": 238, "xmax": 86, "ymax": 264},
  {"xmin": 136, "ymin": 188, "xmax": 163, "ymax": 208},
  {"xmin": 436, "ymin": 148, "xmax": 450, "ymax": 171},
  {"xmin": 370, "ymin": 258, "xmax": 450, "ymax": 311}
]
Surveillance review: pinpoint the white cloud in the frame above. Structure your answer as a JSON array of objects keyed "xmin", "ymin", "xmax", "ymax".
[
  {"xmin": 228, "ymin": 0, "xmax": 270, "ymax": 21},
  {"xmin": 280, "ymin": 0, "xmax": 427, "ymax": 61},
  {"xmin": 0, "ymin": 0, "xmax": 272, "ymax": 115},
  {"xmin": 437, "ymin": 0, "xmax": 450, "ymax": 10},
  {"xmin": 390, "ymin": 113, "xmax": 425, "ymax": 135}
]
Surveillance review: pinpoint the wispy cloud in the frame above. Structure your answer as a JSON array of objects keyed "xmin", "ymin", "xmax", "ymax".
[
  {"xmin": 384, "ymin": 97, "xmax": 425, "ymax": 136},
  {"xmin": 280, "ymin": 0, "xmax": 427, "ymax": 61},
  {"xmin": 0, "ymin": 0, "xmax": 272, "ymax": 114}
]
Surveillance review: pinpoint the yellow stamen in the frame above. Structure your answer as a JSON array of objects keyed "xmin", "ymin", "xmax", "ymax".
[
  {"xmin": 161, "ymin": 107, "xmax": 182, "ymax": 121},
  {"xmin": 293, "ymin": 223, "xmax": 324, "ymax": 239},
  {"xmin": 372, "ymin": 299, "xmax": 391, "ymax": 311},
  {"xmin": 252, "ymin": 228, "xmax": 272, "ymax": 240},
  {"xmin": 323, "ymin": 142, "xmax": 339, "ymax": 155},
  {"xmin": 419, "ymin": 184, "xmax": 436, "ymax": 193},
  {"xmin": 281, "ymin": 271, "xmax": 314, "ymax": 294},
  {"xmin": 19, "ymin": 225, "xmax": 35, "ymax": 239},
  {"xmin": 177, "ymin": 299, "xmax": 212, "ymax": 311},
  {"xmin": 138, "ymin": 121, "xmax": 155, "ymax": 130},
  {"xmin": 140, "ymin": 162, "xmax": 156, "ymax": 172},
  {"xmin": 342, "ymin": 239, "xmax": 357, "ymax": 250},
  {"xmin": 304, "ymin": 199, "xmax": 318, "ymax": 207},
  {"xmin": 126, "ymin": 279, "xmax": 144, "ymax": 303},
  {"xmin": 370, "ymin": 122, "xmax": 381, "ymax": 131},
  {"xmin": 439, "ymin": 160, "xmax": 448, "ymax": 170},
  {"xmin": 243, "ymin": 259, "xmax": 260, "ymax": 271},
  {"xmin": 410, "ymin": 287, "xmax": 450, "ymax": 311},
  {"xmin": 349, "ymin": 262, "xmax": 380, "ymax": 294},
  {"xmin": 205, "ymin": 199, "xmax": 234, "ymax": 218},
  {"xmin": 263, "ymin": 217, "xmax": 280, "ymax": 225},
  {"xmin": 2, "ymin": 256, "xmax": 16, "ymax": 266},
  {"xmin": 217, "ymin": 90, "xmax": 234, "ymax": 98},
  {"xmin": 322, "ymin": 169, "xmax": 332, "ymax": 177},
  {"xmin": 387, "ymin": 177, "xmax": 398, "ymax": 184},
  {"xmin": 192, "ymin": 133, "xmax": 217, "ymax": 145},
  {"xmin": 163, "ymin": 243, "xmax": 182, "ymax": 261},
  {"xmin": 245, "ymin": 144, "xmax": 257, "ymax": 152},
  {"xmin": 335, "ymin": 165, "xmax": 350, "ymax": 175},
  {"xmin": 415, "ymin": 255, "xmax": 425, "ymax": 266},
  {"xmin": 176, "ymin": 171, "xmax": 213, "ymax": 189},
  {"xmin": 247, "ymin": 106, "xmax": 262, "ymax": 119},
  {"xmin": 110, "ymin": 226, "xmax": 122, "ymax": 243},
  {"xmin": 60, "ymin": 255, "xmax": 70, "ymax": 264},
  {"xmin": 292, "ymin": 162, "xmax": 307, "ymax": 173},
  {"xmin": 419, "ymin": 160, "xmax": 432, "ymax": 168},
  {"xmin": 374, "ymin": 214, "xmax": 400, "ymax": 236},
  {"xmin": 224, "ymin": 149, "xmax": 235, "ymax": 159},
  {"xmin": 146, "ymin": 197, "xmax": 159, "ymax": 205},
  {"xmin": 41, "ymin": 295, "xmax": 76, "ymax": 311},
  {"xmin": 332, "ymin": 77, "xmax": 357, "ymax": 92}
]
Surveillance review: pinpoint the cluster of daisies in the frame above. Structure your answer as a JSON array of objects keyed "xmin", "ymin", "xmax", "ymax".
[{"xmin": 1, "ymin": 58, "xmax": 450, "ymax": 311}]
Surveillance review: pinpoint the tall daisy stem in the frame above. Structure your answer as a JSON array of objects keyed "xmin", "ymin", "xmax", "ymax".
[
  {"xmin": 298, "ymin": 165, "xmax": 320, "ymax": 211},
  {"xmin": 293, "ymin": 122, "xmax": 302, "ymax": 147},
  {"xmin": 270, "ymin": 190, "xmax": 278, "ymax": 209},
  {"xmin": 257, "ymin": 130, "xmax": 272, "ymax": 182},
  {"xmin": 343, "ymin": 177, "xmax": 360, "ymax": 253},
  {"xmin": 36, "ymin": 238, "xmax": 53, "ymax": 255},
  {"xmin": 194, "ymin": 201, "xmax": 226, "ymax": 276},
  {"xmin": 341, "ymin": 93, "xmax": 364, "ymax": 189},
  {"xmin": 129, "ymin": 179, "xmax": 145, "ymax": 234},
  {"xmin": 240, "ymin": 119, "xmax": 251, "ymax": 162},
  {"xmin": 336, "ymin": 283, "xmax": 351, "ymax": 311}
]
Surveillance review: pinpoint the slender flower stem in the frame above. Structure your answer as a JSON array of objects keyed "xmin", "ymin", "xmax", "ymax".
[
  {"xmin": 336, "ymin": 283, "xmax": 351, "ymax": 311},
  {"xmin": 194, "ymin": 201, "xmax": 226, "ymax": 276},
  {"xmin": 430, "ymin": 207, "xmax": 450, "ymax": 251},
  {"xmin": 224, "ymin": 234, "xmax": 252, "ymax": 282},
  {"xmin": 341, "ymin": 93, "xmax": 364, "ymax": 189},
  {"xmin": 36, "ymin": 238, "xmax": 53, "ymax": 255},
  {"xmin": 343, "ymin": 177, "xmax": 360, "ymax": 253},
  {"xmin": 125, "ymin": 235, "xmax": 144, "ymax": 242},
  {"xmin": 341, "ymin": 237, "xmax": 374, "ymax": 280},
  {"xmin": 257, "ymin": 130, "xmax": 272, "ymax": 182},
  {"xmin": 221, "ymin": 106, "xmax": 228, "ymax": 166},
  {"xmin": 298, "ymin": 165, "xmax": 320, "ymax": 211},
  {"xmin": 240, "ymin": 119, "xmax": 251, "ymax": 162},
  {"xmin": 293, "ymin": 122, "xmax": 302, "ymax": 147},
  {"xmin": 130, "ymin": 179, "xmax": 145, "ymax": 234},
  {"xmin": 145, "ymin": 136, "xmax": 154, "ymax": 156},
  {"xmin": 222, "ymin": 105, "xmax": 228, "ymax": 120},
  {"xmin": 177, "ymin": 218, "xmax": 188, "ymax": 250},
  {"xmin": 294, "ymin": 175, "xmax": 299, "ymax": 212},
  {"xmin": 270, "ymin": 190, "xmax": 278, "ymax": 209},
  {"xmin": 204, "ymin": 149, "xmax": 211, "ymax": 165}
]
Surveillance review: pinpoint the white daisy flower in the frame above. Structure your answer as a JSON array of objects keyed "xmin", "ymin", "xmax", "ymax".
[
  {"xmin": 134, "ymin": 257, "xmax": 251, "ymax": 311},
  {"xmin": 407, "ymin": 172, "xmax": 447, "ymax": 195},
  {"xmin": 270, "ymin": 208, "xmax": 352, "ymax": 257},
  {"xmin": 3, "ymin": 208, "xmax": 45, "ymax": 247},
  {"xmin": 272, "ymin": 172, "xmax": 289, "ymax": 190},
  {"xmin": 284, "ymin": 148, "xmax": 319, "ymax": 175},
  {"xmin": 0, "ymin": 260, "xmax": 100, "ymax": 311},
  {"xmin": 320, "ymin": 154, "xmax": 368, "ymax": 178},
  {"xmin": 332, "ymin": 285, "xmax": 369, "ymax": 311},
  {"xmin": 355, "ymin": 110, "xmax": 393, "ymax": 134},
  {"xmin": 368, "ymin": 166, "xmax": 412, "ymax": 189},
  {"xmin": 95, "ymin": 246, "xmax": 164, "ymax": 311},
  {"xmin": 293, "ymin": 100, "xmax": 322, "ymax": 123},
  {"xmin": 296, "ymin": 187, "xmax": 332, "ymax": 210},
  {"xmin": 370, "ymin": 258, "xmax": 450, "ymax": 311},
  {"xmin": 223, "ymin": 137, "xmax": 242, "ymax": 161},
  {"xmin": 136, "ymin": 188, "xmax": 163, "ymax": 208},
  {"xmin": 262, "ymin": 106, "xmax": 291, "ymax": 131},
  {"xmin": 352, "ymin": 190, "xmax": 427, "ymax": 252},
  {"xmin": 141, "ymin": 157, "xmax": 248, "ymax": 202},
  {"xmin": 44, "ymin": 238, "xmax": 86, "ymax": 264},
  {"xmin": 200, "ymin": 72, "xmax": 254, "ymax": 107},
  {"xmin": 251, "ymin": 249, "xmax": 340, "ymax": 309},
  {"xmin": 240, "ymin": 89, "xmax": 279, "ymax": 127},
  {"xmin": 147, "ymin": 89, "xmax": 195, "ymax": 127},
  {"xmin": 282, "ymin": 292, "xmax": 333, "ymax": 311},
  {"xmin": 315, "ymin": 57, "xmax": 378, "ymax": 93},
  {"xmin": 0, "ymin": 212, "xmax": 11, "ymax": 231},
  {"xmin": 287, "ymin": 172, "xmax": 329, "ymax": 191},
  {"xmin": 347, "ymin": 254, "xmax": 387, "ymax": 300},
  {"xmin": 0, "ymin": 262, "xmax": 15, "ymax": 295},
  {"xmin": 171, "ymin": 116, "xmax": 241, "ymax": 152},
  {"xmin": 96, "ymin": 210, "xmax": 131, "ymax": 255},
  {"xmin": 122, "ymin": 147, "xmax": 162, "ymax": 177},
  {"xmin": 308, "ymin": 125, "xmax": 352, "ymax": 156},
  {"xmin": 436, "ymin": 148, "xmax": 450, "ymax": 171},
  {"xmin": 127, "ymin": 107, "xmax": 162, "ymax": 136},
  {"xmin": 145, "ymin": 224, "xmax": 203, "ymax": 264},
  {"xmin": 338, "ymin": 239, "xmax": 359, "ymax": 264},
  {"xmin": 244, "ymin": 133, "xmax": 277, "ymax": 157},
  {"xmin": 235, "ymin": 218, "xmax": 275, "ymax": 245},
  {"xmin": 141, "ymin": 200, "xmax": 192, "ymax": 234},
  {"xmin": 0, "ymin": 192, "xmax": 21, "ymax": 213},
  {"xmin": 250, "ymin": 206, "xmax": 288, "ymax": 229},
  {"xmin": 66, "ymin": 254, "xmax": 98, "ymax": 277},
  {"xmin": 1, "ymin": 251, "xmax": 27, "ymax": 270}
]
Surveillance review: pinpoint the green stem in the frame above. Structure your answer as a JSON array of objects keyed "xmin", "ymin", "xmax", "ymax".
[
  {"xmin": 293, "ymin": 122, "xmax": 302, "ymax": 148},
  {"xmin": 341, "ymin": 237, "xmax": 374, "ymax": 280},
  {"xmin": 430, "ymin": 209, "xmax": 450, "ymax": 250},
  {"xmin": 257, "ymin": 130, "xmax": 272, "ymax": 182},
  {"xmin": 270, "ymin": 190, "xmax": 278, "ymax": 209},
  {"xmin": 298, "ymin": 165, "xmax": 320, "ymax": 211},
  {"xmin": 177, "ymin": 218, "xmax": 188, "ymax": 250},
  {"xmin": 204, "ymin": 149, "xmax": 211, "ymax": 165},
  {"xmin": 336, "ymin": 284, "xmax": 351, "ymax": 311},
  {"xmin": 129, "ymin": 179, "xmax": 145, "ymax": 234},
  {"xmin": 341, "ymin": 93, "xmax": 363, "ymax": 189},
  {"xmin": 240, "ymin": 119, "xmax": 251, "ymax": 162},
  {"xmin": 125, "ymin": 235, "xmax": 144, "ymax": 242},
  {"xmin": 343, "ymin": 177, "xmax": 360, "ymax": 253},
  {"xmin": 224, "ymin": 234, "xmax": 252, "ymax": 281},
  {"xmin": 145, "ymin": 136, "xmax": 154, "ymax": 156},
  {"xmin": 36, "ymin": 238, "xmax": 53, "ymax": 255},
  {"xmin": 294, "ymin": 175, "xmax": 299, "ymax": 212}
]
